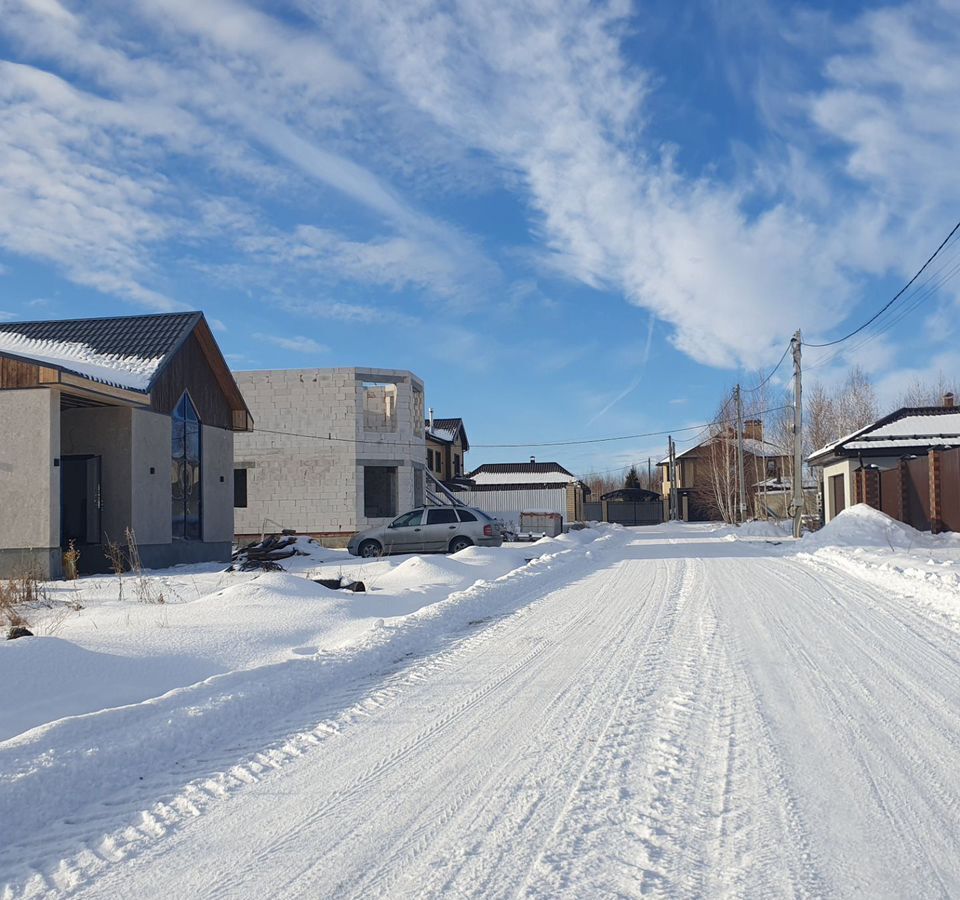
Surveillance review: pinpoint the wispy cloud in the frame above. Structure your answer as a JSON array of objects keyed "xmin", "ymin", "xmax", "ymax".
[
  {"xmin": 253, "ymin": 333, "xmax": 328, "ymax": 355},
  {"xmin": 310, "ymin": 0, "xmax": 960, "ymax": 368}
]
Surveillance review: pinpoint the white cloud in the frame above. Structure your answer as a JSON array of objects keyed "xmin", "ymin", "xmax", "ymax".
[
  {"xmin": 253, "ymin": 333, "xmax": 328, "ymax": 354},
  {"xmin": 0, "ymin": 0, "xmax": 498, "ymax": 311},
  {"xmin": 309, "ymin": 0, "xmax": 960, "ymax": 369}
]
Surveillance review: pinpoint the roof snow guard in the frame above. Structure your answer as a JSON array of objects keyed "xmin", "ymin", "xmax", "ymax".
[
  {"xmin": 808, "ymin": 406, "xmax": 960, "ymax": 464},
  {"xmin": 0, "ymin": 311, "xmax": 201, "ymax": 392},
  {"xmin": 468, "ymin": 462, "xmax": 579, "ymax": 486}
]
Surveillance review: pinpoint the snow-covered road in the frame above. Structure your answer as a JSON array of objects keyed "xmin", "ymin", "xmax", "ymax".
[{"xmin": 6, "ymin": 525, "xmax": 960, "ymax": 898}]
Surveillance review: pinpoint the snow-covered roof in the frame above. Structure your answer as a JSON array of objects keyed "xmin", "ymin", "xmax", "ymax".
[
  {"xmin": 754, "ymin": 476, "xmax": 818, "ymax": 491},
  {"xmin": 468, "ymin": 462, "xmax": 577, "ymax": 486},
  {"xmin": 0, "ymin": 311, "xmax": 201, "ymax": 392},
  {"xmin": 0, "ymin": 332, "xmax": 162, "ymax": 391},
  {"xmin": 425, "ymin": 417, "xmax": 469, "ymax": 450},
  {"xmin": 808, "ymin": 407, "xmax": 960, "ymax": 462}
]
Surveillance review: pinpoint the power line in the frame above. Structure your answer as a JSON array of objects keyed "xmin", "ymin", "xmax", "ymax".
[
  {"xmin": 805, "ymin": 248, "xmax": 960, "ymax": 373},
  {"xmin": 804, "ymin": 218, "xmax": 960, "ymax": 349},
  {"xmin": 474, "ymin": 405, "xmax": 794, "ymax": 450},
  {"xmin": 741, "ymin": 342, "xmax": 792, "ymax": 393},
  {"xmin": 253, "ymin": 407, "xmax": 794, "ymax": 453}
]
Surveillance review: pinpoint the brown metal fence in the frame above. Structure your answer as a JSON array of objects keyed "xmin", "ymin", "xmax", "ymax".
[
  {"xmin": 940, "ymin": 448, "xmax": 960, "ymax": 532},
  {"xmin": 904, "ymin": 457, "xmax": 931, "ymax": 531},
  {"xmin": 879, "ymin": 467, "xmax": 901, "ymax": 521}
]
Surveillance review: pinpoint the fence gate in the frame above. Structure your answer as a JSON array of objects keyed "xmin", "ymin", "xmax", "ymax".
[
  {"xmin": 904, "ymin": 457, "xmax": 931, "ymax": 531},
  {"xmin": 604, "ymin": 500, "xmax": 663, "ymax": 526}
]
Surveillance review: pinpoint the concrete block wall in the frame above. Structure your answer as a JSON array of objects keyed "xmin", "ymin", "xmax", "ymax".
[{"xmin": 233, "ymin": 368, "xmax": 425, "ymax": 536}]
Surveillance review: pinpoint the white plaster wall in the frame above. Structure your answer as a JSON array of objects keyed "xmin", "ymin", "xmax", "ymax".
[
  {"xmin": 822, "ymin": 459, "xmax": 857, "ymax": 522},
  {"xmin": 131, "ymin": 410, "xmax": 172, "ymax": 545},
  {"xmin": 0, "ymin": 388, "xmax": 59, "ymax": 551},
  {"xmin": 202, "ymin": 424, "xmax": 234, "ymax": 543}
]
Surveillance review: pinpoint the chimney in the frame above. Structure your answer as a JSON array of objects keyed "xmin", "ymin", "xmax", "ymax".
[
  {"xmin": 530, "ymin": 455, "xmax": 536, "ymax": 464},
  {"xmin": 428, "ymin": 406, "xmax": 434, "ymax": 428},
  {"xmin": 744, "ymin": 419, "xmax": 763, "ymax": 441},
  {"xmin": 944, "ymin": 393, "xmax": 955, "ymax": 409}
]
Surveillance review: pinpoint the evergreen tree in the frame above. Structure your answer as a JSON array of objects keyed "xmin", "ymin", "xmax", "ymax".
[{"xmin": 624, "ymin": 465, "xmax": 641, "ymax": 489}]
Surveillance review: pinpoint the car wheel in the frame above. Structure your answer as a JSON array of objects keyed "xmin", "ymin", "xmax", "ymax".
[
  {"xmin": 448, "ymin": 536, "xmax": 473, "ymax": 554},
  {"xmin": 358, "ymin": 539, "xmax": 382, "ymax": 558}
]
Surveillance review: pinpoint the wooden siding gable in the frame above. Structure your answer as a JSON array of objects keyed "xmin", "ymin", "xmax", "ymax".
[{"xmin": 148, "ymin": 317, "xmax": 252, "ymax": 431}]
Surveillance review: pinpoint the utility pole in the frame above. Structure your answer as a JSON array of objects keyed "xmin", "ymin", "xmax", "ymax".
[
  {"xmin": 667, "ymin": 436, "xmax": 677, "ymax": 520},
  {"xmin": 647, "ymin": 456, "xmax": 652, "ymax": 492},
  {"xmin": 734, "ymin": 384, "xmax": 747, "ymax": 524},
  {"xmin": 790, "ymin": 330, "xmax": 804, "ymax": 538}
]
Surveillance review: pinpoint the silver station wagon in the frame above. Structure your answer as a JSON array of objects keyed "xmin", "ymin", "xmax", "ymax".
[{"xmin": 347, "ymin": 506, "xmax": 503, "ymax": 557}]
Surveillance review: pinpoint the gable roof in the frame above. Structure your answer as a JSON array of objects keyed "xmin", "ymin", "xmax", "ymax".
[
  {"xmin": 658, "ymin": 433, "xmax": 788, "ymax": 466},
  {"xmin": 0, "ymin": 311, "xmax": 201, "ymax": 392},
  {"xmin": 468, "ymin": 462, "xmax": 577, "ymax": 486},
  {"xmin": 808, "ymin": 406, "xmax": 960, "ymax": 464},
  {"xmin": 425, "ymin": 416, "xmax": 470, "ymax": 451}
]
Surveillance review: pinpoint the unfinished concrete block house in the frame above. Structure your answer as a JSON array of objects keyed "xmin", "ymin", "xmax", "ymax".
[
  {"xmin": 233, "ymin": 368, "xmax": 425, "ymax": 544},
  {"xmin": 0, "ymin": 312, "xmax": 252, "ymax": 578}
]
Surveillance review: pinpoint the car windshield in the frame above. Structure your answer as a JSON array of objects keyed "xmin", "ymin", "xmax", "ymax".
[
  {"xmin": 391, "ymin": 509, "xmax": 423, "ymax": 528},
  {"xmin": 472, "ymin": 509, "xmax": 495, "ymax": 522}
]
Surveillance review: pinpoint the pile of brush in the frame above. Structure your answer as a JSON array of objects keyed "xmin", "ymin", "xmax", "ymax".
[{"xmin": 230, "ymin": 532, "xmax": 306, "ymax": 572}]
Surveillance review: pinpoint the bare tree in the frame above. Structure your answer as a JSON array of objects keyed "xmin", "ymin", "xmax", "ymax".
[
  {"xmin": 897, "ymin": 372, "xmax": 959, "ymax": 408},
  {"xmin": 692, "ymin": 396, "xmax": 739, "ymax": 523},
  {"xmin": 834, "ymin": 365, "xmax": 877, "ymax": 437}
]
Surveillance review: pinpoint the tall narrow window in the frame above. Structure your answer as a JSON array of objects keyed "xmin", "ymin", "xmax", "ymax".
[{"xmin": 172, "ymin": 392, "xmax": 202, "ymax": 540}]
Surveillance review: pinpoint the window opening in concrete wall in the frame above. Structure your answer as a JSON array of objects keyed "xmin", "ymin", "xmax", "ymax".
[
  {"xmin": 364, "ymin": 466, "xmax": 398, "ymax": 518},
  {"xmin": 234, "ymin": 468, "xmax": 248, "ymax": 508},
  {"xmin": 413, "ymin": 386, "xmax": 424, "ymax": 437},
  {"xmin": 362, "ymin": 383, "xmax": 398, "ymax": 433}
]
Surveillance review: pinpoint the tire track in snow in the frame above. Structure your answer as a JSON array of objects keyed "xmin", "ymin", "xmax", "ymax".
[
  {"xmin": 211, "ymin": 560, "xmax": 671, "ymax": 899},
  {"xmin": 715, "ymin": 557, "xmax": 960, "ymax": 897}
]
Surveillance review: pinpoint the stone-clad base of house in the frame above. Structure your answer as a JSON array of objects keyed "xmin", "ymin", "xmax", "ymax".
[
  {"xmin": 0, "ymin": 542, "xmax": 233, "ymax": 579},
  {"xmin": 0, "ymin": 547, "xmax": 63, "ymax": 580}
]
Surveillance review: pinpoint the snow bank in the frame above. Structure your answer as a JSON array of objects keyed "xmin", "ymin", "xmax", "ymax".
[
  {"xmin": 800, "ymin": 504, "xmax": 960, "ymax": 551},
  {"xmin": 792, "ymin": 505, "xmax": 960, "ymax": 628},
  {"xmin": 0, "ymin": 526, "xmax": 620, "ymax": 889}
]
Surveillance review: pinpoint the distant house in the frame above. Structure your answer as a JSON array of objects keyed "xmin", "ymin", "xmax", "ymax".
[
  {"xmin": 233, "ymin": 367, "xmax": 426, "ymax": 544},
  {"xmin": 425, "ymin": 414, "xmax": 469, "ymax": 485},
  {"xmin": 455, "ymin": 460, "xmax": 589, "ymax": 528},
  {"xmin": 658, "ymin": 420, "xmax": 791, "ymax": 521},
  {"xmin": 0, "ymin": 312, "xmax": 252, "ymax": 577},
  {"xmin": 807, "ymin": 394, "xmax": 960, "ymax": 531}
]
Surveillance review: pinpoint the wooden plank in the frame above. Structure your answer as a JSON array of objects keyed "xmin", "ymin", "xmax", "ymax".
[{"xmin": 0, "ymin": 356, "xmax": 42, "ymax": 389}]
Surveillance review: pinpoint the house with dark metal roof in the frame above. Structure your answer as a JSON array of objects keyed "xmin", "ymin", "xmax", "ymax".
[
  {"xmin": 424, "ymin": 413, "xmax": 470, "ymax": 486},
  {"xmin": 455, "ymin": 460, "xmax": 589, "ymax": 528},
  {"xmin": 808, "ymin": 394, "xmax": 960, "ymax": 529},
  {"xmin": 0, "ymin": 311, "xmax": 252, "ymax": 577}
]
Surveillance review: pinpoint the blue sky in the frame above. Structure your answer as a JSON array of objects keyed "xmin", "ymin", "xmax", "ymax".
[{"xmin": 2, "ymin": 0, "xmax": 959, "ymax": 477}]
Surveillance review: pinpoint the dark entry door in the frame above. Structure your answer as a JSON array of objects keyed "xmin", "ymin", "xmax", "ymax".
[
  {"xmin": 61, "ymin": 455, "xmax": 102, "ymax": 548},
  {"xmin": 830, "ymin": 473, "xmax": 845, "ymax": 518}
]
